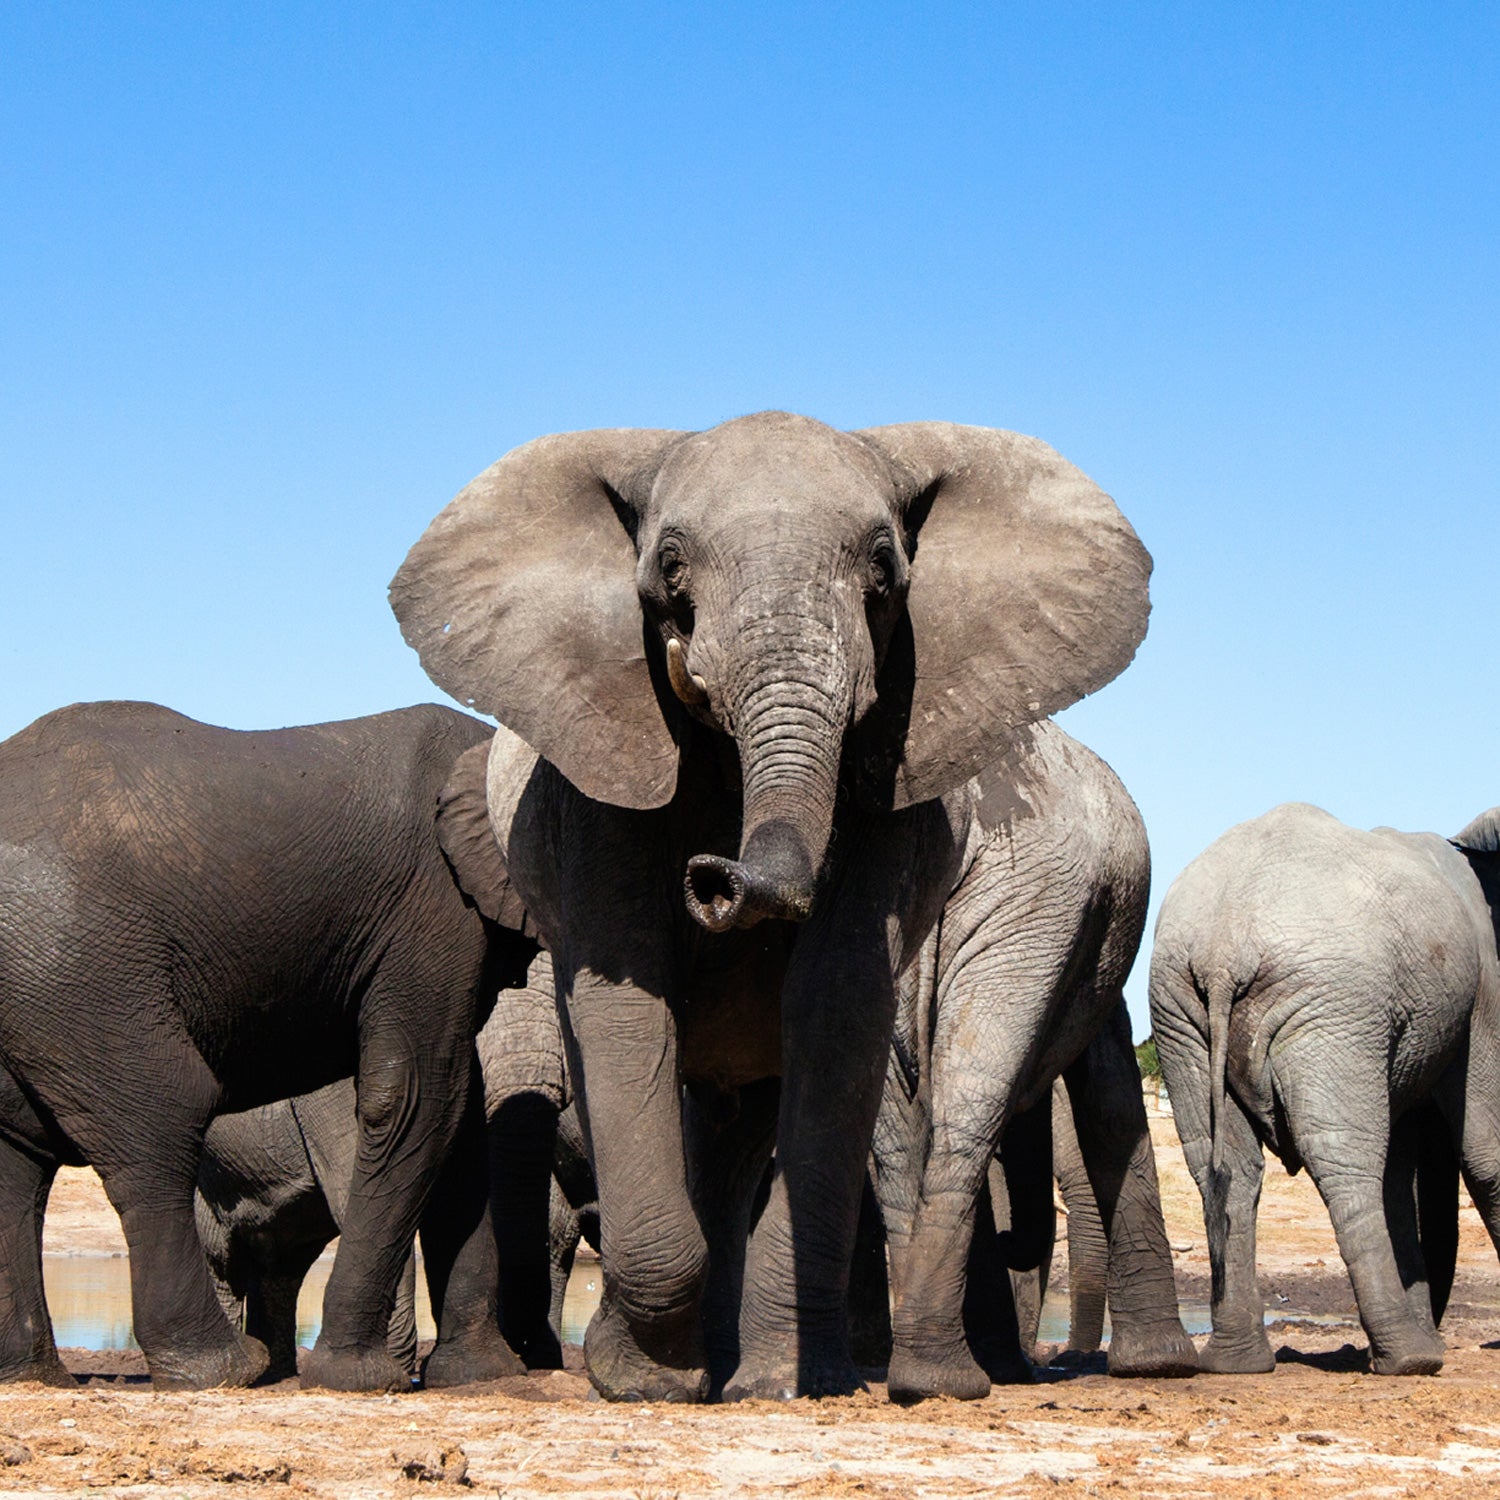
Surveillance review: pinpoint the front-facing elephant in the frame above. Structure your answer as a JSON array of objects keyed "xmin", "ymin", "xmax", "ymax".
[
  {"xmin": 392, "ymin": 411, "xmax": 1152, "ymax": 1401},
  {"xmin": 1149, "ymin": 802, "xmax": 1500, "ymax": 1377},
  {"xmin": 0, "ymin": 701, "xmax": 533, "ymax": 1390}
]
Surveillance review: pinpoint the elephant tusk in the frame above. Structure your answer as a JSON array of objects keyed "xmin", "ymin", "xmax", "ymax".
[{"xmin": 666, "ymin": 638, "xmax": 710, "ymax": 708}]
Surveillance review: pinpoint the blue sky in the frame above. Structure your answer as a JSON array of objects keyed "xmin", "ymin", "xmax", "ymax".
[{"xmin": 3, "ymin": 4, "xmax": 1496, "ymax": 1026}]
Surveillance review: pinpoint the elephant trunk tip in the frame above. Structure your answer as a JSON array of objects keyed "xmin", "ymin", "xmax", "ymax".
[
  {"xmin": 685, "ymin": 855, "xmax": 749, "ymax": 932},
  {"xmin": 685, "ymin": 822, "xmax": 818, "ymax": 931}
]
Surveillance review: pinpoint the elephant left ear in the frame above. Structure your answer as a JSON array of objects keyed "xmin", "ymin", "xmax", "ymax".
[{"xmin": 857, "ymin": 422, "xmax": 1152, "ymax": 809}]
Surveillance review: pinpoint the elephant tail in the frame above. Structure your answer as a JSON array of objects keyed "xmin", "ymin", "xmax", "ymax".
[{"xmin": 1204, "ymin": 968, "xmax": 1237, "ymax": 1303}]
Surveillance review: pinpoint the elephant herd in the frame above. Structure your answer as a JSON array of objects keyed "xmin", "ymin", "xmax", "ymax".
[{"xmin": 0, "ymin": 411, "xmax": 1496, "ymax": 1404}]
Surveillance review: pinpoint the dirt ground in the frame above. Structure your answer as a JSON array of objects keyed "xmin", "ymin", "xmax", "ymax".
[{"xmin": 7, "ymin": 1097, "xmax": 1500, "ymax": 1499}]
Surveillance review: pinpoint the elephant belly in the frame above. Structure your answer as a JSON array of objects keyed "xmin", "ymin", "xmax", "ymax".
[{"xmin": 679, "ymin": 929, "xmax": 788, "ymax": 1091}]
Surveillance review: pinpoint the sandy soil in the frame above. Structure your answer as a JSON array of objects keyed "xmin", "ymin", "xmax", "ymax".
[{"xmin": 5, "ymin": 1096, "xmax": 1500, "ymax": 1499}]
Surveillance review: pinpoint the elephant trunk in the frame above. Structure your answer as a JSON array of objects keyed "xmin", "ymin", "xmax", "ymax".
[{"xmin": 684, "ymin": 613, "xmax": 853, "ymax": 932}]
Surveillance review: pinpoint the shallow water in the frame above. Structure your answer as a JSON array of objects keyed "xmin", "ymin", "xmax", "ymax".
[
  {"xmin": 42, "ymin": 1252, "xmax": 602, "ymax": 1352},
  {"xmin": 44, "ymin": 1254, "xmax": 1295, "ymax": 1355}
]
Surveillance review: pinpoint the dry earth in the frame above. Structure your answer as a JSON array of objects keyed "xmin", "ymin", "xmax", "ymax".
[{"xmin": 5, "ymin": 1096, "xmax": 1500, "ymax": 1498}]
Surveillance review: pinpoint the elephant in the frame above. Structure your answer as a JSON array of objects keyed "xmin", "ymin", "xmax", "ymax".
[
  {"xmin": 869, "ymin": 721, "xmax": 1196, "ymax": 1400},
  {"xmin": 391, "ymin": 410, "xmax": 1152, "ymax": 1401},
  {"xmin": 0, "ymin": 699, "xmax": 535, "ymax": 1390},
  {"xmin": 190, "ymin": 945, "xmax": 587, "ymax": 1382},
  {"xmin": 1148, "ymin": 801, "xmax": 1500, "ymax": 1376},
  {"xmin": 195, "ymin": 1081, "xmax": 420, "ymax": 1382}
]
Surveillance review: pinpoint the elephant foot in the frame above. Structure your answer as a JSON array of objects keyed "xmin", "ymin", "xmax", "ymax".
[
  {"xmin": 723, "ymin": 1352, "xmax": 867, "ymax": 1403},
  {"xmin": 973, "ymin": 1339, "xmax": 1038, "ymax": 1387},
  {"xmin": 150, "ymin": 1334, "xmax": 270, "ymax": 1391},
  {"xmin": 0, "ymin": 1351, "xmax": 76, "ymax": 1388},
  {"xmin": 1198, "ymin": 1329, "xmax": 1275, "ymax": 1375},
  {"xmin": 885, "ymin": 1343, "xmax": 991, "ymax": 1404},
  {"xmin": 1370, "ymin": 1328, "xmax": 1444, "ymax": 1377},
  {"xmin": 502, "ymin": 1318, "xmax": 564, "ymax": 1371},
  {"xmin": 301, "ymin": 1341, "xmax": 412, "ymax": 1393},
  {"xmin": 422, "ymin": 1329, "xmax": 526, "ymax": 1388},
  {"xmin": 1106, "ymin": 1319, "xmax": 1200, "ymax": 1378},
  {"xmin": 583, "ymin": 1301, "xmax": 707, "ymax": 1403}
]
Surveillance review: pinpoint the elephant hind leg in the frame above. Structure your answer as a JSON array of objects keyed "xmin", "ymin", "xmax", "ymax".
[
  {"xmin": 51, "ymin": 1036, "xmax": 268, "ymax": 1390},
  {"xmin": 0, "ymin": 1136, "xmax": 69, "ymax": 1385},
  {"xmin": 1387, "ymin": 1103, "xmax": 1457, "ymax": 1331},
  {"xmin": 1277, "ymin": 1045, "xmax": 1444, "ymax": 1376}
]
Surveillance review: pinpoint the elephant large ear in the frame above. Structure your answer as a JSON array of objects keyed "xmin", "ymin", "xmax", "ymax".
[
  {"xmin": 391, "ymin": 429, "xmax": 689, "ymax": 809},
  {"xmin": 857, "ymin": 423, "xmax": 1152, "ymax": 809}
]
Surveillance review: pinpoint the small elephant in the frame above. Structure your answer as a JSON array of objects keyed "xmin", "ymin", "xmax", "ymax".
[
  {"xmin": 393, "ymin": 411, "xmax": 1152, "ymax": 1401},
  {"xmin": 871, "ymin": 721, "xmax": 1196, "ymax": 1400},
  {"xmin": 195, "ymin": 1081, "xmax": 420, "ymax": 1382},
  {"xmin": 0, "ymin": 700, "xmax": 532, "ymax": 1390},
  {"xmin": 1149, "ymin": 801, "xmax": 1500, "ymax": 1376},
  {"xmin": 988, "ymin": 1080, "xmax": 1111, "ymax": 1363}
]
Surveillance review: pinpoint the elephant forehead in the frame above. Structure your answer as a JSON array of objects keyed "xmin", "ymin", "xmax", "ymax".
[{"xmin": 651, "ymin": 412, "xmax": 896, "ymax": 524}]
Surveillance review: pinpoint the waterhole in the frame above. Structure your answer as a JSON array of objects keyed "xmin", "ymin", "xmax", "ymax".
[
  {"xmin": 41, "ymin": 1252, "xmax": 606, "ymax": 1352},
  {"xmin": 41, "ymin": 1255, "xmax": 1349, "ymax": 1356}
]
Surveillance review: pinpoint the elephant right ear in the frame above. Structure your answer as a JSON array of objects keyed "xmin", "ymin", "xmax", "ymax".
[
  {"xmin": 436, "ymin": 739, "xmax": 536, "ymax": 937},
  {"xmin": 391, "ymin": 428, "xmax": 690, "ymax": 809},
  {"xmin": 1455, "ymin": 808, "xmax": 1500, "ymax": 853}
]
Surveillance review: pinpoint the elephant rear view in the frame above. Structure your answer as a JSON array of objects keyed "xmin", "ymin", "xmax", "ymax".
[
  {"xmin": 1149, "ymin": 802, "xmax": 1500, "ymax": 1376},
  {"xmin": 0, "ymin": 700, "xmax": 530, "ymax": 1390}
]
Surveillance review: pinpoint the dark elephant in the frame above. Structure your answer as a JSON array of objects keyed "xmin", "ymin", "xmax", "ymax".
[
  {"xmin": 392, "ymin": 411, "xmax": 1152, "ymax": 1401},
  {"xmin": 194, "ymin": 946, "xmax": 593, "ymax": 1380},
  {"xmin": 870, "ymin": 721, "xmax": 1195, "ymax": 1400},
  {"xmin": 195, "ymin": 1081, "xmax": 420, "ymax": 1382},
  {"xmin": 0, "ymin": 700, "xmax": 532, "ymax": 1390},
  {"xmin": 1149, "ymin": 801, "xmax": 1500, "ymax": 1376}
]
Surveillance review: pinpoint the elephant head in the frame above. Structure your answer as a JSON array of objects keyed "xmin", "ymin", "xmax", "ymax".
[{"xmin": 391, "ymin": 412, "xmax": 1150, "ymax": 931}]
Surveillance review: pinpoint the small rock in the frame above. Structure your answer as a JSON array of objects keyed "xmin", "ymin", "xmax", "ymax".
[{"xmin": 2, "ymin": 1441, "xmax": 32, "ymax": 1467}]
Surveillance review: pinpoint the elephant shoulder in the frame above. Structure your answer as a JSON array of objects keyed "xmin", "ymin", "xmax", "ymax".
[{"xmin": 973, "ymin": 721, "xmax": 1146, "ymax": 887}]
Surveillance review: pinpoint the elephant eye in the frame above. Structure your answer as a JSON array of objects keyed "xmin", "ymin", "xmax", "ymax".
[
  {"xmin": 868, "ymin": 538, "xmax": 899, "ymax": 596},
  {"xmin": 658, "ymin": 541, "xmax": 691, "ymax": 597}
]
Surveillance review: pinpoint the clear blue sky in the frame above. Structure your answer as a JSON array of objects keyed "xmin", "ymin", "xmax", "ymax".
[{"xmin": 3, "ymin": 4, "xmax": 1496, "ymax": 1027}]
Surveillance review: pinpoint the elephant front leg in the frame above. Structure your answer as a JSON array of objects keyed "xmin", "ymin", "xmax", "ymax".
[
  {"xmin": 1063, "ymin": 1006, "xmax": 1198, "ymax": 1378},
  {"xmin": 726, "ymin": 943, "xmax": 900, "ymax": 1401},
  {"xmin": 570, "ymin": 977, "xmax": 709, "ymax": 1403},
  {"xmin": 306, "ymin": 1017, "xmax": 519, "ymax": 1391},
  {"xmin": 684, "ymin": 1078, "xmax": 780, "ymax": 1395}
]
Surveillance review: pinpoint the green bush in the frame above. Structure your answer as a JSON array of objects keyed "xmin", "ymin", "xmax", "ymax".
[{"xmin": 1135, "ymin": 1035, "xmax": 1160, "ymax": 1079}]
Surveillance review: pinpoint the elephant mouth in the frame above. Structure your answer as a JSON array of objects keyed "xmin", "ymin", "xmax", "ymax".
[{"xmin": 684, "ymin": 852, "xmax": 815, "ymax": 932}]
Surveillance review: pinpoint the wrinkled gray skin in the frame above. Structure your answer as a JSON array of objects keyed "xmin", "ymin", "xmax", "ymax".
[
  {"xmin": 392, "ymin": 411, "xmax": 1151, "ymax": 1402},
  {"xmin": 870, "ymin": 723, "xmax": 1196, "ymax": 1400},
  {"xmin": 0, "ymin": 701, "xmax": 532, "ymax": 1391},
  {"xmin": 195, "ymin": 1081, "xmax": 419, "ymax": 1382},
  {"xmin": 1149, "ymin": 802, "xmax": 1500, "ymax": 1377}
]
